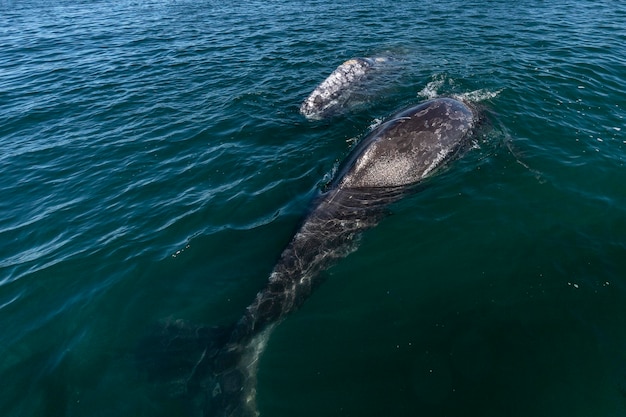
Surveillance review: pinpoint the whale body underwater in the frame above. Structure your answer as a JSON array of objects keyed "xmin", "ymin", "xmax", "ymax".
[{"xmin": 140, "ymin": 97, "xmax": 478, "ymax": 417}]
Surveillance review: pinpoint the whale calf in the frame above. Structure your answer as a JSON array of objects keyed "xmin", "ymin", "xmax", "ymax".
[
  {"xmin": 300, "ymin": 57, "xmax": 388, "ymax": 120},
  {"xmin": 140, "ymin": 98, "xmax": 477, "ymax": 417}
]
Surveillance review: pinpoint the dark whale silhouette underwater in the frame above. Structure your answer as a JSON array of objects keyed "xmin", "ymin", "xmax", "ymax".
[{"xmin": 139, "ymin": 97, "xmax": 479, "ymax": 417}]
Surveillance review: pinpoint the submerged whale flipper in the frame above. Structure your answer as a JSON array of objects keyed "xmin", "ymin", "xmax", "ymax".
[{"xmin": 141, "ymin": 98, "xmax": 478, "ymax": 417}]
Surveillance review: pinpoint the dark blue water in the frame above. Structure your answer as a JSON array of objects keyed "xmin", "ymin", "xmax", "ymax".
[{"xmin": 1, "ymin": 0, "xmax": 626, "ymax": 415}]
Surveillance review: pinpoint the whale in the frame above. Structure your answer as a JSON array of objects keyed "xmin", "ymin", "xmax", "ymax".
[
  {"xmin": 300, "ymin": 57, "xmax": 388, "ymax": 120},
  {"xmin": 139, "ymin": 97, "xmax": 478, "ymax": 417}
]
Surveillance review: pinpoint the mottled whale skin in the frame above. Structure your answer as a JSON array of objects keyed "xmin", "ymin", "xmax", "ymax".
[
  {"xmin": 143, "ymin": 98, "xmax": 476, "ymax": 417},
  {"xmin": 300, "ymin": 57, "xmax": 387, "ymax": 120}
]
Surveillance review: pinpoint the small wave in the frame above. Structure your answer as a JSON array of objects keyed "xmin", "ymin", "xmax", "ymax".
[{"xmin": 0, "ymin": 291, "xmax": 22, "ymax": 311}]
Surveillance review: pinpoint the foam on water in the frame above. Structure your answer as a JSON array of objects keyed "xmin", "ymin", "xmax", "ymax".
[
  {"xmin": 418, "ymin": 73, "xmax": 502, "ymax": 103},
  {"xmin": 418, "ymin": 74, "xmax": 448, "ymax": 99}
]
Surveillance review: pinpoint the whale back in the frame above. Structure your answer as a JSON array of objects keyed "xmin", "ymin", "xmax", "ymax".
[{"xmin": 337, "ymin": 98, "xmax": 474, "ymax": 189}]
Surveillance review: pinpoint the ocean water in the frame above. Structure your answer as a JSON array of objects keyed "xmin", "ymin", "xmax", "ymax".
[{"xmin": 1, "ymin": 0, "xmax": 626, "ymax": 416}]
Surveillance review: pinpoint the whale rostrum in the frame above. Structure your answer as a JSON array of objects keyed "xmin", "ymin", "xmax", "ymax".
[{"xmin": 300, "ymin": 57, "xmax": 389, "ymax": 120}]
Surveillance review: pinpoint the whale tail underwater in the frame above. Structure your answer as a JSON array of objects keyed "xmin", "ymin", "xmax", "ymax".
[{"xmin": 138, "ymin": 97, "xmax": 479, "ymax": 417}]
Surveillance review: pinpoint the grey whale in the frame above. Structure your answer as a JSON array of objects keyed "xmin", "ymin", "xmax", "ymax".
[
  {"xmin": 300, "ymin": 57, "xmax": 389, "ymax": 120},
  {"xmin": 140, "ymin": 97, "xmax": 477, "ymax": 417}
]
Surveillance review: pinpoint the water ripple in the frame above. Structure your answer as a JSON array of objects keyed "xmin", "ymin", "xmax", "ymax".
[{"xmin": 1, "ymin": 0, "xmax": 626, "ymax": 415}]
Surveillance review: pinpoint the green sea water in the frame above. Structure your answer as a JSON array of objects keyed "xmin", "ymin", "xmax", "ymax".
[{"xmin": 1, "ymin": 0, "xmax": 626, "ymax": 416}]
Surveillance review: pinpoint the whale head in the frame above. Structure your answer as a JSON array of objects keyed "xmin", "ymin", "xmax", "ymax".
[{"xmin": 337, "ymin": 98, "xmax": 475, "ymax": 189}]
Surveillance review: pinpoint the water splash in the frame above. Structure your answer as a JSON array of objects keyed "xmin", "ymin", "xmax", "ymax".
[
  {"xmin": 418, "ymin": 74, "xmax": 502, "ymax": 103},
  {"xmin": 418, "ymin": 74, "xmax": 449, "ymax": 99},
  {"xmin": 453, "ymin": 88, "xmax": 502, "ymax": 103}
]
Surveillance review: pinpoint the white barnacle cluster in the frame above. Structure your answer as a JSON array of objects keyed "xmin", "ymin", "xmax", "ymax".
[{"xmin": 360, "ymin": 153, "xmax": 415, "ymax": 188}]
